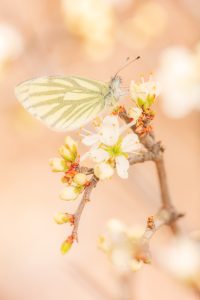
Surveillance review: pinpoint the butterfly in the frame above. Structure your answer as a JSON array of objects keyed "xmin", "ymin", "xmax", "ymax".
[{"xmin": 15, "ymin": 57, "xmax": 140, "ymax": 131}]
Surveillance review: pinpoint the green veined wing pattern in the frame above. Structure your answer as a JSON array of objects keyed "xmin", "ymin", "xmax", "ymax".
[{"xmin": 15, "ymin": 76, "xmax": 110, "ymax": 131}]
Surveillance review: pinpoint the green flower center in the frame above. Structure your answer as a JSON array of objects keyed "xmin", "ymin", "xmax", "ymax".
[{"xmin": 101, "ymin": 138, "xmax": 127, "ymax": 159}]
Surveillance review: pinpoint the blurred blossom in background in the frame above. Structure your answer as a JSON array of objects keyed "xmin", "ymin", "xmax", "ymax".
[
  {"xmin": 0, "ymin": 23, "xmax": 24, "ymax": 79},
  {"xmin": 156, "ymin": 43, "xmax": 200, "ymax": 118},
  {"xmin": 158, "ymin": 233, "xmax": 200, "ymax": 290},
  {"xmin": 61, "ymin": 0, "xmax": 116, "ymax": 60},
  {"xmin": 99, "ymin": 219, "xmax": 144, "ymax": 274},
  {"xmin": 0, "ymin": 0, "xmax": 200, "ymax": 300}
]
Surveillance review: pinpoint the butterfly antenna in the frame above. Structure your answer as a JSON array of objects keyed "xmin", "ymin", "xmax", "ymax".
[{"xmin": 114, "ymin": 56, "xmax": 140, "ymax": 77}]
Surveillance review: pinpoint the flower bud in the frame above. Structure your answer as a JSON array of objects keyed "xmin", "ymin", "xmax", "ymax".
[
  {"xmin": 54, "ymin": 212, "xmax": 73, "ymax": 224},
  {"xmin": 60, "ymin": 237, "xmax": 73, "ymax": 254},
  {"xmin": 59, "ymin": 185, "xmax": 79, "ymax": 201},
  {"xmin": 73, "ymin": 173, "xmax": 87, "ymax": 185},
  {"xmin": 49, "ymin": 157, "xmax": 67, "ymax": 172},
  {"xmin": 94, "ymin": 162, "xmax": 114, "ymax": 180},
  {"xmin": 59, "ymin": 145, "xmax": 76, "ymax": 162},
  {"xmin": 130, "ymin": 79, "xmax": 160, "ymax": 110},
  {"xmin": 64, "ymin": 136, "xmax": 77, "ymax": 151}
]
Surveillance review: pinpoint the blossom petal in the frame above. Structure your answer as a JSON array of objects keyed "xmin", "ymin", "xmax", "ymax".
[
  {"xmin": 99, "ymin": 115, "xmax": 119, "ymax": 146},
  {"xmin": 90, "ymin": 148, "xmax": 109, "ymax": 163},
  {"xmin": 115, "ymin": 155, "xmax": 129, "ymax": 179},
  {"xmin": 121, "ymin": 133, "xmax": 141, "ymax": 153},
  {"xmin": 82, "ymin": 133, "xmax": 100, "ymax": 146},
  {"xmin": 130, "ymin": 81, "xmax": 146, "ymax": 101}
]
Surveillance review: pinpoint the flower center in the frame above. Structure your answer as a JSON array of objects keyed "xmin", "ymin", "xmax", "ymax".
[{"xmin": 101, "ymin": 138, "xmax": 125, "ymax": 158}]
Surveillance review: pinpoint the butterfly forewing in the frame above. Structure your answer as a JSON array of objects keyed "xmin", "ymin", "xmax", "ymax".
[{"xmin": 15, "ymin": 76, "xmax": 109, "ymax": 131}]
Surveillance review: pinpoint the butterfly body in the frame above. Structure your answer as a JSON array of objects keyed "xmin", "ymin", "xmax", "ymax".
[{"xmin": 15, "ymin": 75, "xmax": 122, "ymax": 131}]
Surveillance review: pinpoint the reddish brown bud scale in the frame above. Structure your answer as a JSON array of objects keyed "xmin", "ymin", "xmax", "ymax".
[{"xmin": 147, "ymin": 216, "xmax": 155, "ymax": 230}]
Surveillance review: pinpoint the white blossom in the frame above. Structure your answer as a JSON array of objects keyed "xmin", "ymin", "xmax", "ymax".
[
  {"xmin": 81, "ymin": 116, "xmax": 141, "ymax": 179},
  {"xmin": 99, "ymin": 219, "xmax": 144, "ymax": 273},
  {"xmin": 130, "ymin": 77, "xmax": 160, "ymax": 108}
]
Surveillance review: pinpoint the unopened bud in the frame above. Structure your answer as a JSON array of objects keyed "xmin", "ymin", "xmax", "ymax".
[
  {"xmin": 59, "ymin": 185, "xmax": 79, "ymax": 201},
  {"xmin": 59, "ymin": 145, "xmax": 75, "ymax": 162},
  {"xmin": 94, "ymin": 162, "xmax": 114, "ymax": 180},
  {"xmin": 60, "ymin": 237, "xmax": 73, "ymax": 254},
  {"xmin": 49, "ymin": 157, "xmax": 67, "ymax": 172},
  {"xmin": 73, "ymin": 173, "xmax": 87, "ymax": 185},
  {"xmin": 54, "ymin": 212, "xmax": 73, "ymax": 224},
  {"xmin": 64, "ymin": 136, "xmax": 77, "ymax": 151}
]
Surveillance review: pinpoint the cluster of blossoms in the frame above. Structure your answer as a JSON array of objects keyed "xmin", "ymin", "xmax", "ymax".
[
  {"xmin": 99, "ymin": 219, "xmax": 144, "ymax": 273},
  {"xmin": 50, "ymin": 77, "xmax": 161, "ymax": 254},
  {"xmin": 156, "ymin": 43, "xmax": 200, "ymax": 118}
]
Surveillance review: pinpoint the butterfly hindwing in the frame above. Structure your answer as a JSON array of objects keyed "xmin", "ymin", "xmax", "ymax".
[{"xmin": 15, "ymin": 76, "xmax": 109, "ymax": 131}]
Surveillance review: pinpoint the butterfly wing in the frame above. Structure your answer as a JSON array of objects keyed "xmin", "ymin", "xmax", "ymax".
[{"xmin": 15, "ymin": 76, "xmax": 109, "ymax": 131}]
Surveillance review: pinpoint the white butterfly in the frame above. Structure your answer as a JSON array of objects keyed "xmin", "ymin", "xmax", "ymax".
[
  {"xmin": 15, "ymin": 75, "xmax": 122, "ymax": 131},
  {"xmin": 15, "ymin": 57, "xmax": 140, "ymax": 131}
]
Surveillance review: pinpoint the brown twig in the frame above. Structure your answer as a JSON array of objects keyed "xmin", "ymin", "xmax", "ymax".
[
  {"xmin": 136, "ymin": 209, "xmax": 184, "ymax": 263},
  {"xmin": 70, "ymin": 175, "xmax": 99, "ymax": 242},
  {"xmin": 128, "ymin": 149, "xmax": 161, "ymax": 165}
]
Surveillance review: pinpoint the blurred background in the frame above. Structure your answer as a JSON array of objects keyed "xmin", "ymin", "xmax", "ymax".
[{"xmin": 0, "ymin": 0, "xmax": 199, "ymax": 299}]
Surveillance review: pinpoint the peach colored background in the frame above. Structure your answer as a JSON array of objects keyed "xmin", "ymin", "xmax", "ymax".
[{"xmin": 0, "ymin": 1, "xmax": 199, "ymax": 299}]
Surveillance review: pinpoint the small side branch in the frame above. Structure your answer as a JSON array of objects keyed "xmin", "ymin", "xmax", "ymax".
[
  {"xmin": 137, "ymin": 209, "xmax": 184, "ymax": 263},
  {"xmin": 70, "ymin": 175, "xmax": 99, "ymax": 242}
]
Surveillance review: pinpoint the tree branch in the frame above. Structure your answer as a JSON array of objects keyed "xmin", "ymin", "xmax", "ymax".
[
  {"xmin": 119, "ymin": 110, "xmax": 184, "ymax": 263},
  {"xmin": 70, "ymin": 147, "xmax": 164, "ymax": 243},
  {"xmin": 70, "ymin": 110, "xmax": 183, "ymax": 247},
  {"xmin": 119, "ymin": 111, "xmax": 182, "ymax": 228}
]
